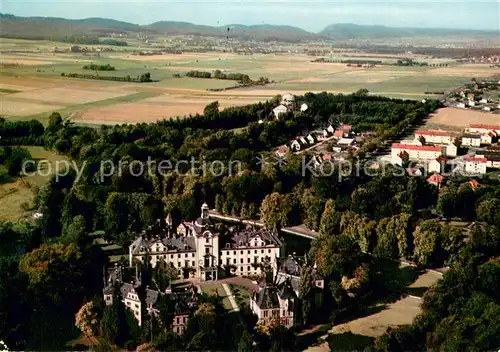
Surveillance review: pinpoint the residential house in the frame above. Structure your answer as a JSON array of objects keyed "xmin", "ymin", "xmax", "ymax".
[
  {"xmin": 483, "ymin": 106, "xmax": 492, "ymax": 112},
  {"xmin": 467, "ymin": 124, "xmax": 500, "ymax": 135},
  {"xmin": 391, "ymin": 144, "xmax": 444, "ymax": 163},
  {"xmin": 273, "ymin": 105, "xmax": 288, "ymax": 119},
  {"xmin": 427, "ymin": 173, "xmax": 445, "ymax": 186},
  {"xmin": 480, "ymin": 98, "xmax": 488, "ymax": 104},
  {"xmin": 275, "ymin": 145, "xmax": 289, "ymax": 158},
  {"xmin": 463, "ymin": 156, "xmax": 487, "ymax": 174},
  {"xmin": 406, "ymin": 168, "xmax": 423, "ymax": 176},
  {"xmin": 444, "ymin": 143, "xmax": 458, "ymax": 157},
  {"xmin": 461, "ymin": 133, "xmax": 481, "ymax": 147},
  {"xmin": 428, "ymin": 156, "xmax": 446, "ymax": 174},
  {"xmin": 281, "ymin": 93, "xmax": 295, "ymax": 107},
  {"xmin": 299, "ymin": 136, "xmax": 309, "ymax": 145},
  {"xmin": 337, "ymin": 138, "xmax": 355, "ymax": 149},
  {"xmin": 481, "ymin": 133, "xmax": 494, "ymax": 145},
  {"xmin": 326, "ymin": 125, "xmax": 335, "ymax": 134},
  {"xmin": 469, "ymin": 100, "xmax": 476, "ymax": 107},
  {"xmin": 457, "ymin": 102, "xmax": 467, "ymax": 109},
  {"xmin": 477, "ymin": 153, "xmax": 500, "ymax": 169},
  {"xmin": 300, "ymin": 103, "xmax": 308, "ymax": 112},
  {"xmin": 129, "ymin": 203, "xmax": 283, "ymax": 281},
  {"xmin": 250, "ymin": 280, "xmax": 296, "ymax": 328},
  {"xmin": 333, "ymin": 130, "xmax": 344, "ymax": 139},
  {"xmin": 306, "ymin": 134, "xmax": 316, "ymax": 145},
  {"xmin": 467, "ymin": 93, "xmax": 475, "ymax": 101},
  {"xmin": 415, "ymin": 129, "xmax": 454, "ymax": 145},
  {"xmin": 290, "ymin": 140, "xmax": 302, "ymax": 152}
]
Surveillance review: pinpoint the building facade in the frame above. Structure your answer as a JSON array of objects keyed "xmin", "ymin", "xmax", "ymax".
[
  {"xmin": 415, "ymin": 129, "xmax": 454, "ymax": 144},
  {"xmin": 129, "ymin": 204, "xmax": 282, "ymax": 281},
  {"xmin": 391, "ymin": 143, "xmax": 444, "ymax": 163}
]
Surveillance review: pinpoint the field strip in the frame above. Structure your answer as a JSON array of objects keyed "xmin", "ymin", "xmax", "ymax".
[{"xmin": 6, "ymin": 91, "xmax": 161, "ymax": 124}]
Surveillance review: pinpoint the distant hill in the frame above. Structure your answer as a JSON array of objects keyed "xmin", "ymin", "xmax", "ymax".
[
  {"xmin": 0, "ymin": 13, "xmax": 317, "ymax": 42},
  {"xmin": 0, "ymin": 13, "xmax": 497, "ymax": 43},
  {"xmin": 319, "ymin": 23, "xmax": 499, "ymax": 40}
]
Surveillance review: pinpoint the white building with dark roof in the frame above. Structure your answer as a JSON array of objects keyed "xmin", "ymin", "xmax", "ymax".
[
  {"xmin": 129, "ymin": 203, "xmax": 282, "ymax": 281},
  {"xmin": 250, "ymin": 281, "xmax": 296, "ymax": 328},
  {"xmin": 103, "ymin": 265, "xmax": 197, "ymax": 331}
]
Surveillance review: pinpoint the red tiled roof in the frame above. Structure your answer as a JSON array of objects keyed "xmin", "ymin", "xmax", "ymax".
[
  {"xmin": 322, "ymin": 154, "xmax": 332, "ymax": 160},
  {"xmin": 277, "ymin": 145, "xmax": 289, "ymax": 154},
  {"xmin": 340, "ymin": 124, "xmax": 352, "ymax": 131},
  {"xmin": 392, "ymin": 143, "xmax": 443, "ymax": 152},
  {"xmin": 463, "ymin": 156, "xmax": 488, "ymax": 163},
  {"xmin": 427, "ymin": 174, "xmax": 445, "ymax": 183},
  {"xmin": 469, "ymin": 179, "xmax": 483, "ymax": 190},
  {"xmin": 334, "ymin": 130, "xmax": 344, "ymax": 137},
  {"xmin": 415, "ymin": 129, "xmax": 452, "ymax": 137},
  {"xmin": 470, "ymin": 124, "xmax": 500, "ymax": 130}
]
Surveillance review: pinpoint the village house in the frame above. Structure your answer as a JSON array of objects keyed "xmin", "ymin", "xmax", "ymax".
[
  {"xmin": 129, "ymin": 204, "xmax": 283, "ymax": 281},
  {"xmin": 461, "ymin": 133, "xmax": 481, "ymax": 147},
  {"xmin": 273, "ymin": 105, "xmax": 288, "ymax": 119},
  {"xmin": 481, "ymin": 133, "xmax": 494, "ymax": 145},
  {"xmin": 463, "ymin": 156, "xmax": 487, "ymax": 174},
  {"xmin": 281, "ymin": 93, "xmax": 295, "ymax": 107},
  {"xmin": 326, "ymin": 125, "xmax": 335, "ymax": 134},
  {"xmin": 469, "ymin": 100, "xmax": 476, "ymax": 107},
  {"xmin": 290, "ymin": 140, "xmax": 302, "ymax": 152},
  {"xmin": 306, "ymin": 134, "xmax": 316, "ymax": 145},
  {"xmin": 480, "ymin": 98, "xmax": 488, "ymax": 104},
  {"xmin": 337, "ymin": 137, "xmax": 356, "ymax": 149},
  {"xmin": 415, "ymin": 129, "xmax": 454, "ymax": 145},
  {"xmin": 427, "ymin": 173, "xmax": 445, "ymax": 187},
  {"xmin": 457, "ymin": 102, "xmax": 467, "ymax": 109},
  {"xmin": 275, "ymin": 145, "xmax": 290, "ymax": 158},
  {"xmin": 483, "ymin": 106, "xmax": 492, "ymax": 112},
  {"xmin": 428, "ymin": 156, "xmax": 447, "ymax": 174},
  {"xmin": 333, "ymin": 130, "xmax": 344, "ymax": 139},
  {"xmin": 391, "ymin": 143, "xmax": 444, "ymax": 164},
  {"xmin": 444, "ymin": 144, "xmax": 458, "ymax": 157},
  {"xmin": 300, "ymin": 103, "xmax": 308, "ymax": 112}
]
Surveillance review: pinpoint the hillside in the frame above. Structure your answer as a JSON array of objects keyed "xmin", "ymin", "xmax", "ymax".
[
  {"xmin": 319, "ymin": 23, "xmax": 499, "ymax": 40},
  {"xmin": 0, "ymin": 13, "xmax": 498, "ymax": 43}
]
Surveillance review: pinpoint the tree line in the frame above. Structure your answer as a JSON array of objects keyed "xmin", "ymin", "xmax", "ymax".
[
  {"xmin": 82, "ymin": 63, "xmax": 115, "ymax": 71},
  {"xmin": 60, "ymin": 72, "xmax": 152, "ymax": 82}
]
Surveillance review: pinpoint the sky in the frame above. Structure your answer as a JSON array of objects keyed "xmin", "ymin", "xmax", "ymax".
[{"xmin": 2, "ymin": 0, "xmax": 499, "ymax": 32}]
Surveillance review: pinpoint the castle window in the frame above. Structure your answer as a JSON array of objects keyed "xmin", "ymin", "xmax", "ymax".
[
  {"xmin": 233, "ymin": 259, "xmax": 236, "ymax": 264},
  {"xmin": 192, "ymin": 253, "xmax": 195, "ymax": 257},
  {"xmin": 185, "ymin": 253, "xmax": 188, "ymax": 258},
  {"xmin": 205, "ymin": 247, "xmax": 210, "ymax": 254},
  {"xmin": 192, "ymin": 261, "xmax": 195, "ymax": 267},
  {"xmin": 233, "ymin": 251, "xmax": 236, "ymax": 255}
]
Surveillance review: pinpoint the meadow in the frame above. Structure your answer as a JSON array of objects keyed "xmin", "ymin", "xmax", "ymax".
[
  {"xmin": 0, "ymin": 146, "xmax": 68, "ymax": 223},
  {"xmin": 1, "ymin": 39, "xmax": 500, "ymax": 125}
]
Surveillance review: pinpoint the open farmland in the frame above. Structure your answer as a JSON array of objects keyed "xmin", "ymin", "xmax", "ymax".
[
  {"xmin": 425, "ymin": 107, "xmax": 500, "ymax": 130},
  {"xmin": 1, "ymin": 40, "xmax": 500, "ymax": 125}
]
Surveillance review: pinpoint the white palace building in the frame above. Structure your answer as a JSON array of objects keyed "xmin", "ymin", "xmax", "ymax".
[{"xmin": 129, "ymin": 203, "xmax": 283, "ymax": 281}]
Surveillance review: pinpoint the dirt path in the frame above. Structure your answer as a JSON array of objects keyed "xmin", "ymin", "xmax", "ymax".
[{"xmin": 222, "ymin": 283, "xmax": 240, "ymax": 312}]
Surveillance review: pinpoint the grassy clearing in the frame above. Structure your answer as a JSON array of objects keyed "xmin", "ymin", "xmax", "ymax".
[
  {"xmin": 201, "ymin": 283, "xmax": 233, "ymax": 310},
  {"xmin": 0, "ymin": 146, "xmax": 67, "ymax": 223},
  {"xmin": 7, "ymin": 91, "xmax": 160, "ymax": 124},
  {"xmin": 326, "ymin": 332, "xmax": 375, "ymax": 351},
  {"xmin": 230, "ymin": 284, "xmax": 252, "ymax": 308}
]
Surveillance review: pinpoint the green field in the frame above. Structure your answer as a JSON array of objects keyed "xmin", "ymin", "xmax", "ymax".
[{"xmin": 0, "ymin": 146, "xmax": 68, "ymax": 223}]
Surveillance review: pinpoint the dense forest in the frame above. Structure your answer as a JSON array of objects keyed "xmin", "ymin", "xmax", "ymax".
[{"xmin": 2, "ymin": 92, "xmax": 499, "ymax": 350}]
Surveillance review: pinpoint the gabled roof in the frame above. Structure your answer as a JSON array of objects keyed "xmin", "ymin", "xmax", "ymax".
[
  {"xmin": 427, "ymin": 174, "xmax": 445, "ymax": 184},
  {"xmin": 470, "ymin": 124, "xmax": 500, "ymax": 130},
  {"xmin": 464, "ymin": 156, "xmax": 488, "ymax": 163},
  {"xmin": 334, "ymin": 130, "xmax": 344, "ymax": 137}
]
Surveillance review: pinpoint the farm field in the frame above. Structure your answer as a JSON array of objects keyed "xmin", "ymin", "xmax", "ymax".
[
  {"xmin": 425, "ymin": 107, "xmax": 500, "ymax": 130},
  {"xmin": 0, "ymin": 146, "xmax": 68, "ymax": 223},
  {"xmin": 1, "ymin": 41, "xmax": 500, "ymax": 125}
]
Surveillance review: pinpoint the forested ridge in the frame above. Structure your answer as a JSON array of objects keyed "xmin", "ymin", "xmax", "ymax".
[{"xmin": 2, "ymin": 92, "xmax": 500, "ymax": 350}]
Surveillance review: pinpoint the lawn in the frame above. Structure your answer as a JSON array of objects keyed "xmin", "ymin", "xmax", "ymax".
[
  {"xmin": 201, "ymin": 283, "xmax": 234, "ymax": 310},
  {"xmin": 326, "ymin": 332, "xmax": 375, "ymax": 351},
  {"xmin": 229, "ymin": 284, "xmax": 252, "ymax": 308},
  {"xmin": 0, "ymin": 146, "xmax": 68, "ymax": 223}
]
